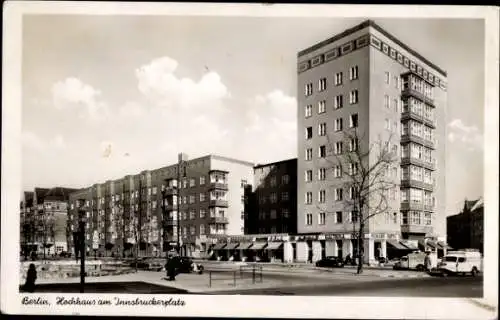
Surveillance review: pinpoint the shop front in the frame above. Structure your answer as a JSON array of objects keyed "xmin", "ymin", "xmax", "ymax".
[{"xmin": 263, "ymin": 242, "xmax": 284, "ymax": 262}]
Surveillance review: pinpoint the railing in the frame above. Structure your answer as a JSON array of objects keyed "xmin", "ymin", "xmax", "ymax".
[
  {"xmin": 208, "ymin": 216, "xmax": 229, "ymax": 224},
  {"xmin": 400, "ymin": 157, "xmax": 436, "ymax": 171},
  {"xmin": 401, "ymin": 88, "xmax": 436, "ymax": 107},
  {"xmin": 207, "ymin": 265, "xmax": 263, "ymax": 288},
  {"xmin": 401, "ymin": 111, "xmax": 436, "ymax": 129},
  {"xmin": 240, "ymin": 264, "xmax": 263, "ymax": 284},
  {"xmin": 400, "ymin": 134, "xmax": 435, "ymax": 149},
  {"xmin": 208, "ymin": 270, "xmax": 238, "ymax": 287},
  {"xmin": 209, "ymin": 199, "xmax": 229, "ymax": 207},
  {"xmin": 209, "ymin": 182, "xmax": 229, "ymax": 191}
]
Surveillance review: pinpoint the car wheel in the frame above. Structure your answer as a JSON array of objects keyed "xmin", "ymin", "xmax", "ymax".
[{"xmin": 471, "ymin": 267, "xmax": 478, "ymax": 277}]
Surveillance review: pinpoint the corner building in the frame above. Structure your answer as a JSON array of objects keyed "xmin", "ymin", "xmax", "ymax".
[
  {"xmin": 67, "ymin": 153, "xmax": 253, "ymax": 258},
  {"xmin": 297, "ymin": 20, "xmax": 447, "ymax": 264}
]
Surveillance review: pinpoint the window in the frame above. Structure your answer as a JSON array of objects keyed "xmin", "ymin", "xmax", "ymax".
[
  {"xmin": 318, "ymin": 168, "xmax": 326, "ymax": 180},
  {"xmin": 305, "ymin": 127, "xmax": 313, "ymax": 139},
  {"xmin": 349, "ymin": 138, "xmax": 358, "ymax": 152},
  {"xmin": 305, "ymin": 192, "xmax": 313, "ymax": 204},
  {"xmin": 319, "ymin": 190, "xmax": 326, "ymax": 203},
  {"xmin": 334, "ymin": 95, "xmax": 343, "ymax": 109},
  {"xmin": 334, "ymin": 165, "xmax": 342, "ymax": 178},
  {"xmin": 401, "ymin": 212, "xmax": 408, "ymax": 224},
  {"xmin": 385, "ymin": 71, "xmax": 390, "ymax": 84},
  {"xmin": 335, "ymin": 142, "xmax": 343, "ymax": 155},
  {"xmin": 385, "ymin": 118, "xmax": 391, "ymax": 130},
  {"xmin": 270, "ymin": 193, "xmax": 278, "ymax": 204},
  {"xmin": 348, "ymin": 187, "xmax": 356, "ymax": 200},
  {"xmin": 190, "ymin": 226, "xmax": 196, "ymax": 235},
  {"xmin": 190, "ymin": 209, "xmax": 196, "ymax": 220},
  {"xmin": 349, "ymin": 66, "xmax": 358, "ymax": 80},
  {"xmin": 281, "ymin": 174, "xmax": 290, "ymax": 185},
  {"xmin": 335, "ymin": 211, "xmax": 343, "ymax": 223},
  {"xmin": 318, "ymin": 212, "xmax": 326, "ymax": 225},
  {"xmin": 351, "ymin": 211, "xmax": 358, "ymax": 223},
  {"xmin": 318, "ymin": 78, "xmax": 327, "ymax": 91},
  {"xmin": 349, "ymin": 114, "xmax": 358, "ymax": 128},
  {"xmin": 281, "ymin": 192, "xmax": 289, "ymax": 201},
  {"xmin": 270, "ymin": 177, "xmax": 277, "ymax": 187},
  {"xmin": 305, "ymin": 104, "xmax": 312, "ymax": 117},
  {"xmin": 394, "ymin": 76, "xmax": 400, "ymax": 89},
  {"xmin": 189, "ymin": 195, "xmax": 195, "ymax": 204},
  {"xmin": 393, "ymin": 98, "xmax": 399, "ymax": 112},
  {"xmin": 335, "ymin": 72, "xmax": 343, "ymax": 86},
  {"xmin": 318, "ymin": 100, "xmax": 326, "ymax": 114},
  {"xmin": 305, "ymin": 170, "xmax": 313, "ymax": 182},
  {"xmin": 391, "ymin": 144, "xmax": 398, "ymax": 154},
  {"xmin": 189, "ymin": 178, "xmax": 196, "ymax": 187},
  {"xmin": 199, "ymin": 193, "xmax": 206, "ymax": 202},
  {"xmin": 424, "ymin": 212, "xmax": 431, "ymax": 225},
  {"xmin": 319, "ymin": 145, "xmax": 326, "ymax": 158},
  {"xmin": 270, "ymin": 210, "xmax": 277, "ymax": 219},
  {"xmin": 335, "ymin": 188, "xmax": 343, "ymax": 201},
  {"xmin": 306, "ymin": 213, "xmax": 313, "ymax": 225},
  {"xmin": 410, "ymin": 211, "xmax": 421, "ymax": 225},
  {"xmin": 335, "ymin": 118, "xmax": 343, "ymax": 131},
  {"xmin": 199, "ymin": 176, "xmax": 205, "ymax": 185},
  {"xmin": 305, "ymin": 83, "xmax": 313, "ymax": 96},
  {"xmin": 384, "ymin": 95, "xmax": 390, "ymax": 108},
  {"xmin": 305, "ymin": 148, "xmax": 313, "ymax": 161},
  {"xmin": 349, "ymin": 90, "xmax": 359, "ymax": 104},
  {"xmin": 152, "ymin": 201, "xmax": 157, "ymax": 210},
  {"xmin": 200, "ymin": 209, "xmax": 206, "ymax": 218},
  {"xmin": 199, "ymin": 224, "xmax": 205, "ymax": 235},
  {"xmin": 282, "ymin": 208, "xmax": 290, "ymax": 218},
  {"xmin": 349, "ymin": 163, "xmax": 359, "ymax": 175},
  {"xmin": 319, "ymin": 123, "xmax": 327, "ymax": 136}
]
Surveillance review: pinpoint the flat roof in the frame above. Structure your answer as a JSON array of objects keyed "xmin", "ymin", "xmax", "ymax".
[
  {"xmin": 298, "ymin": 19, "xmax": 447, "ymax": 77},
  {"xmin": 254, "ymin": 158, "xmax": 298, "ymax": 169}
]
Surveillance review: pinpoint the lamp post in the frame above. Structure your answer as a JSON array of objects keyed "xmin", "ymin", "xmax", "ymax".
[
  {"xmin": 177, "ymin": 160, "xmax": 182, "ymax": 256},
  {"xmin": 78, "ymin": 199, "xmax": 88, "ymax": 293}
]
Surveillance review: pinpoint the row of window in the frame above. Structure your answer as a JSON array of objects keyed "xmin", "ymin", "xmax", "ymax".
[
  {"xmin": 304, "ymin": 91, "xmax": 359, "ymax": 118},
  {"xmin": 260, "ymin": 175, "xmax": 290, "ymax": 187},
  {"xmin": 258, "ymin": 208, "xmax": 290, "ymax": 219},
  {"xmin": 258, "ymin": 191, "xmax": 290, "ymax": 204},
  {"xmin": 401, "ymin": 211, "xmax": 433, "ymax": 225},
  {"xmin": 305, "ymin": 114, "xmax": 358, "ymax": 140},
  {"xmin": 402, "ymin": 74, "xmax": 434, "ymax": 100},
  {"xmin": 401, "ymin": 188, "xmax": 434, "ymax": 205},
  {"xmin": 305, "ymin": 66, "xmax": 359, "ymax": 97},
  {"xmin": 304, "ymin": 185, "xmax": 399, "ymax": 204},
  {"xmin": 402, "ymin": 120, "xmax": 434, "ymax": 141},
  {"xmin": 255, "ymin": 225, "xmax": 289, "ymax": 234},
  {"xmin": 305, "ymin": 211, "xmax": 359, "ymax": 226},
  {"xmin": 304, "ymin": 211, "xmax": 432, "ymax": 226},
  {"xmin": 304, "ymin": 163, "xmax": 360, "ymax": 182}
]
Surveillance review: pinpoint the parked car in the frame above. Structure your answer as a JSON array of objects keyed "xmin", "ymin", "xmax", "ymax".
[
  {"xmin": 130, "ymin": 258, "xmax": 164, "ymax": 271},
  {"xmin": 315, "ymin": 256, "xmax": 345, "ymax": 268},
  {"xmin": 169, "ymin": 256, "xmax": 204, "ymax": 274}
]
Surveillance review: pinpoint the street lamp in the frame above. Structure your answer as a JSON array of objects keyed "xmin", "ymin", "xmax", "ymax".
[{"xmin": 78, "ymin": 200, "xmax": 87, "ymax": 293}]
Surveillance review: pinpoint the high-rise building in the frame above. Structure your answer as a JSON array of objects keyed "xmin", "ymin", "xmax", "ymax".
[
  {"xmin": 67, "ymin": 153, "xmax": 254, "ymax": 258},
  {"xmin": 296, "ymin": 20, "xmax": 447, "ymax": 263}
]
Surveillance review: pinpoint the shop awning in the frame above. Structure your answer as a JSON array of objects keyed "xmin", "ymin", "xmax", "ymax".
[
  {"xmin": 437, "ymin": 241, "xmax": 452, "ymax": 250},
  {"xmin": 212, "ymin": 243, "xmax": 226, "ymax": 250},
  {"xmin": 264, "ymin": 242, "xmax": 283, "ymax": 250},
  {"xmin": 249, "ymin": 242, "xmax": 266, "ymax": 250},
  {"xmin": 237, "ymin": 242, "xmax": 253, "ymax": 249},
  {"xmin": 426, "ymin": 240, "xmax": 438, "ymax": 249},
  {"xmin": 224, "ymin": 243, "xmax": 239, "ymax": 250},
  {"xmin": 400, "ymin": 240, "xmax": 419, "ymax": 250},
  {"xmin": 387, "ymin": 240, "xmax": 408, "ymax": 250}
]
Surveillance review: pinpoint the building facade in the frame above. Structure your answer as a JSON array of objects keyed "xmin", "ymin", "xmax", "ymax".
[
  {"xmin": 20, "ymin": 187, "xmax": 77, "ymax": 256},
  {"xmin": 245, "ymin": 159, "xmax": 298, "ymax": 235},
  {"xmin": 296, "ymin": 20, "xmax": 447, "ymax": 263},
  {"xmin": 67, "ymin": 153, "xmax": 254, "ymax": 258},
  {"xmin": 447, "ymin": 198, "xmax": 484, "ymax": 253}
]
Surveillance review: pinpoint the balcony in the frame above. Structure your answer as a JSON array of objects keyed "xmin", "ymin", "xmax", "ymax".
[
  {"xmin": 163, "ymin": 187, "xmax": 178, "ymax": 196},
  {"xmin": 400, "ymin": 134, "xmax": 435, "ymax": 149},
  {"xmin": 208, "ymin": 216, "xmax": 229, "ymax": 224},
  {"xmin": 401, "ymin": 111, "xmax": 436, "ymax": 129},
  {"xmin": 400, "ymin": 201, "xmax": 423, "ymax": 211},
  {"xmin": 401, "ymin": 88, "xmax": 436, "ymax": 108},
  {"xmin": 209, "ymin": 182, "xmax": 229, "ymax": 191},
  {"xmin": 423, "ymin": 204, "xmax": 435, "ymax": 212},
  {"xmin": 401, "ymin": 179, "xmax": 434, "ymax": 191},
  {"xmin": 163, "ymin": 218, "xmax": 178, "ymax": 227},
  {"xmin": 163, "ymin": 203, "xmax": 177, "ymax": 211},
  {"xmin": 401, "ymin": 224, "xmax": 432, "ymax": 234},
  {"xmin": 400, "ymin": 157, "xmax": 436, "ymax": 171},
  {"xmin": 209, "ymin": 199, "xmax": 229, "ymax": 207}
]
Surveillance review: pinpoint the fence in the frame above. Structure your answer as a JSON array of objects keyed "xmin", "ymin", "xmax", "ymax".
[{"xmin": 208, "ymin": 265, "xmax": 263, "ymax": 287}]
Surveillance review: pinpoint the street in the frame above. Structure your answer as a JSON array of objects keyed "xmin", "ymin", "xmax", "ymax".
[{"xmin": 207, "ymin": 275, "xmax": 483, "ymax": 297}]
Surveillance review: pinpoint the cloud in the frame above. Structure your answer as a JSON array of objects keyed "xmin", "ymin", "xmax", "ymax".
[
  {"xmin": 22, "ymin": 131, "xmax": 44, "ymax": 150},
  {"xmin": 119, "ymin": 101, "xmax": 144, "ymax": 118},
  {"xmin": 447, "ymin": 119, "xmax": 483, "ymax": 150},
  {"xmin": 51, "ymin": 77, "xmax": 109, "ymax": 121},
  {"xmin": 50, "ymin": 134, "xmax": 66, "ymax": 149},
  {"xmin": 135, "ymin": 56, "xmax": 229, "ymax": 111}
]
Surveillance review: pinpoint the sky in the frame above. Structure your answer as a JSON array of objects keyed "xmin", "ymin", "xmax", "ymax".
[{"xmin": 21, "ymin": 15, "xmax": 485, "ymax": 216}]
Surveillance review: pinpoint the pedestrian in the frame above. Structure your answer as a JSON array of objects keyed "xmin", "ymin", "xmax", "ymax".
[
  {"xmin": 166, "ymin": 258, "xmax": 176, "ymax": 281},
  {"xmin": 23, "ymin": 263, "xmax": 37, "ymax": 293},
  {"xmin": 424, "ymin": 251, "xmax": 432, "ymax": 272}
]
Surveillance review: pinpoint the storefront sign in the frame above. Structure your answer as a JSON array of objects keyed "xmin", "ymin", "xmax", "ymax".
[
  {"xmin": 324, "ymin": 234, "xmax": 344, "ymax": 240},
  {"xmin": 318, "ymin": 235, "xmax": 326, "ymax": 241},
  {"xmin": 372, "ymin": 233, "xmax": 385, "ymax": 239}
]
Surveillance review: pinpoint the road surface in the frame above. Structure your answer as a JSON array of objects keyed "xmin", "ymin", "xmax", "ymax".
[{"xmin": 207, "ymin": 275, "xmax": 483, "ymax": 297}]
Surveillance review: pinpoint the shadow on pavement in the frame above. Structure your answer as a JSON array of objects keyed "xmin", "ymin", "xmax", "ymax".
[{"xmin": 19, "ymin": 281, "xmax": 191, "ymax": 294}]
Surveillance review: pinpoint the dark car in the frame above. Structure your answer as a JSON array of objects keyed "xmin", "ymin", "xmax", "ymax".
[
  {"xmin": 169, "ymin": 256, "xmax": 204, "ymax": 274},
  {"xmin": 315, "ymin": 256, "xmax": 345, "ymax": 268}
]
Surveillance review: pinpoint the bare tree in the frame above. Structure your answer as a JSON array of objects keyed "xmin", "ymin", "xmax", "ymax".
[{"xmin": 323, "ymin": 128, "xmax": 398, "ymax": 274}]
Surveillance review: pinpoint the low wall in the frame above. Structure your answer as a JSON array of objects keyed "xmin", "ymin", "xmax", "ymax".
[{"xmin": 20, "ymin": 261, "xmax": 134, "ymax": 282}]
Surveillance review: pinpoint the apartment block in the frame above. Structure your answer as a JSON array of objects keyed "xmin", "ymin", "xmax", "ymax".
[
  {"xmin": 20, "ymin": 187, "xmax": 77, "ymax": 257},
  {"xmin": 67, "ymin": 153, "xmax": 254, "ymax": 258},
  {"xmin": 245, "ymin": 159, "xmax": 298, "ymax": 235},
  {"xmin": 296, "ymin": 20, "xmax": 447, "ymax": 263}
]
